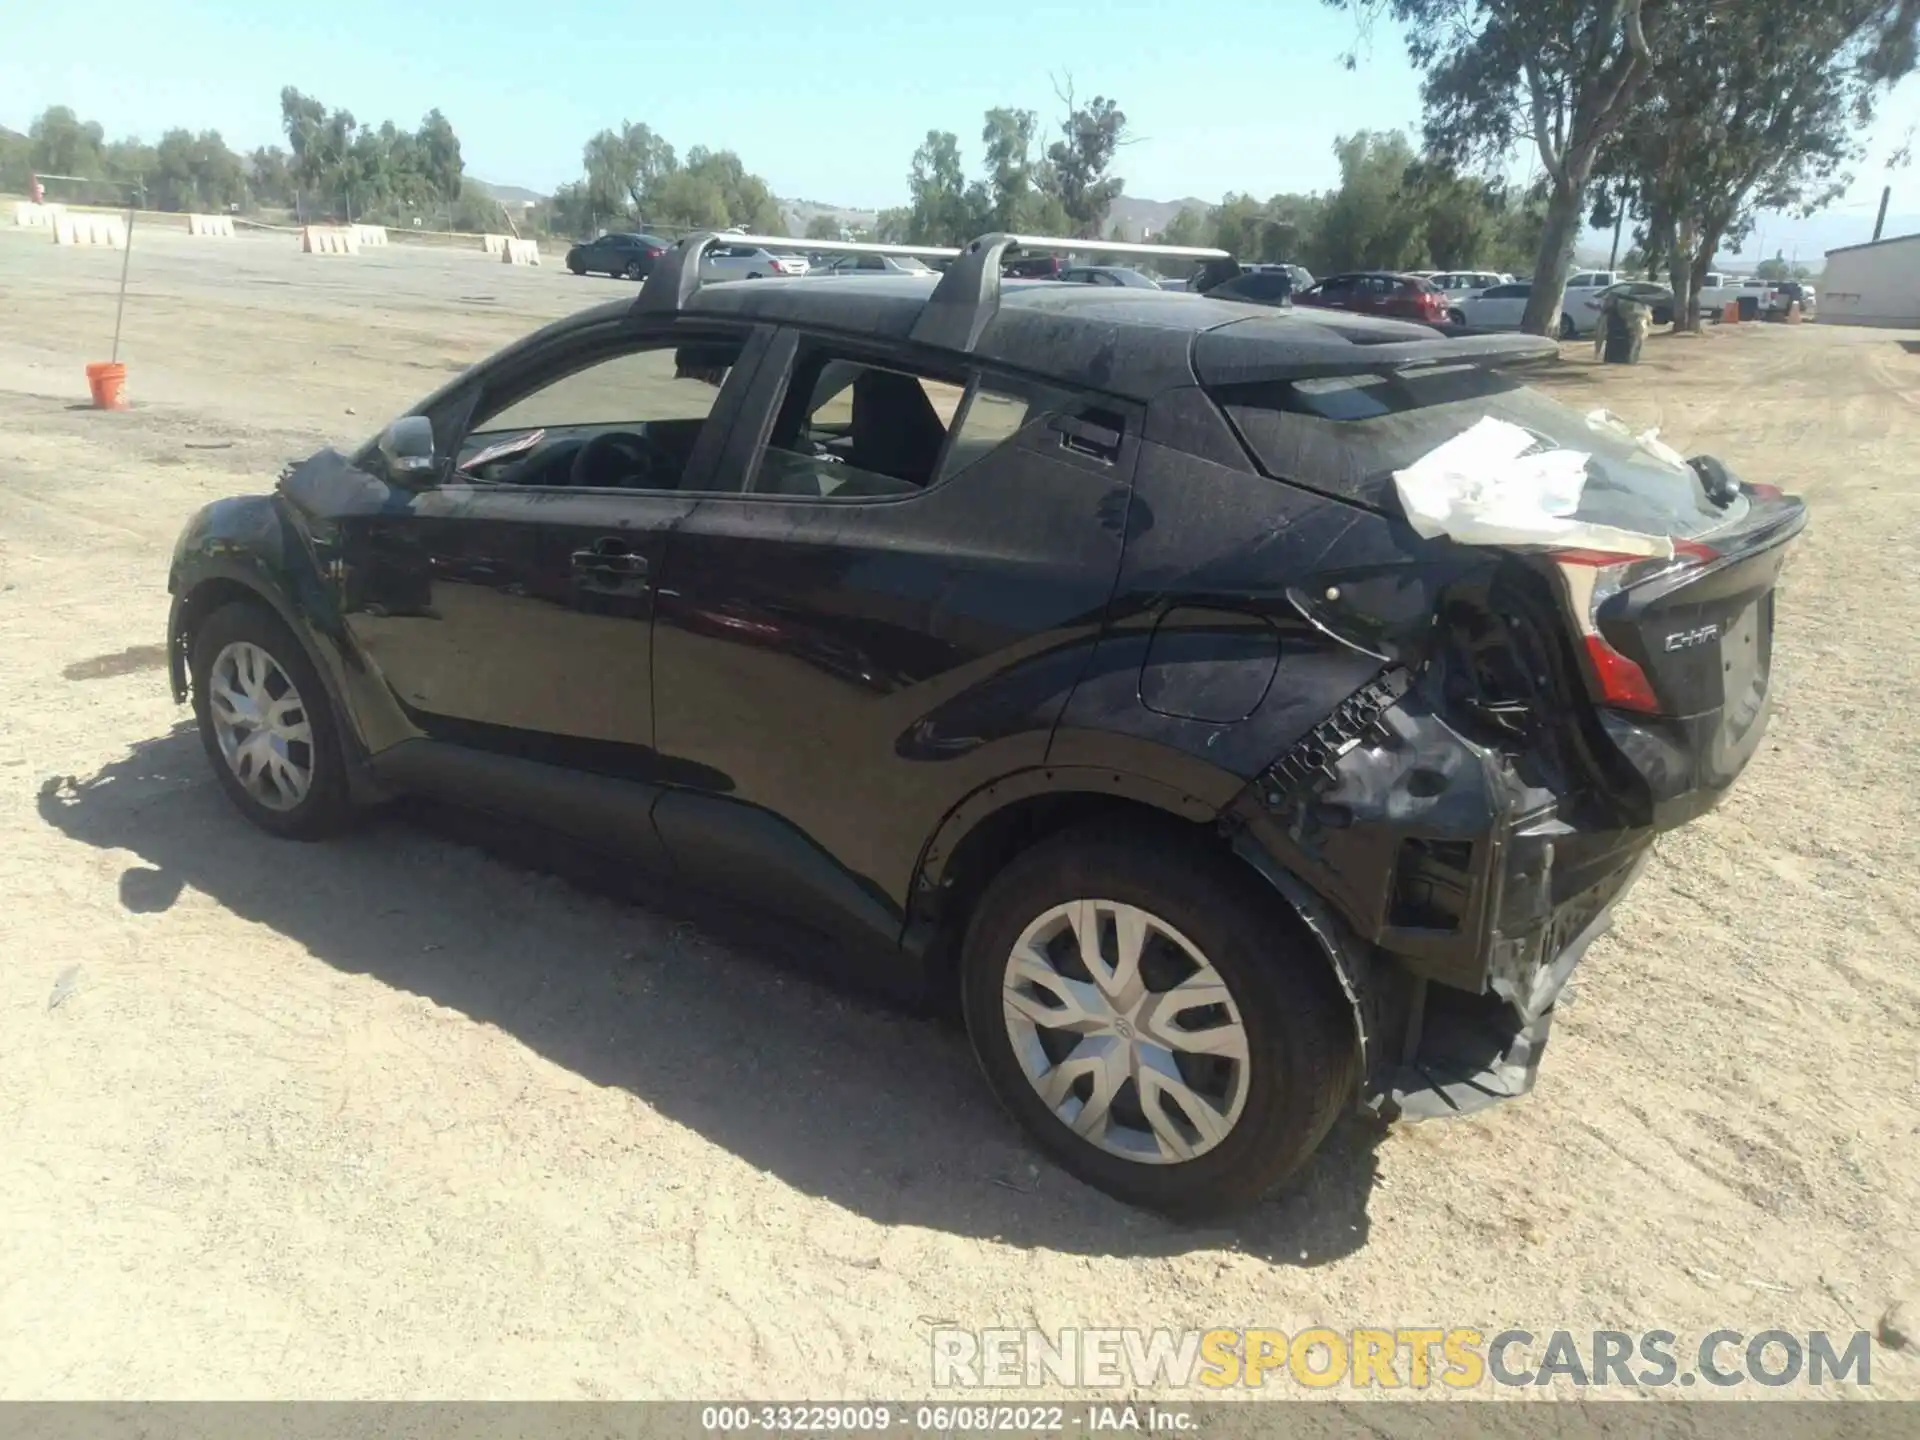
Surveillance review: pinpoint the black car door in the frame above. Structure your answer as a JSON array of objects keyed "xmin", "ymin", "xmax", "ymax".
[
  {"xmin": 334, "ymin": 318, "xmax": 771, "ymax": 812},
  {"xmin": 645, "ymin": 329, "xmax": 1139, "ymax": 949}
]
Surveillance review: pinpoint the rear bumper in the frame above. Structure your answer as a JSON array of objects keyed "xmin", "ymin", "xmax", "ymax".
[
  {"xmin": 1229, "ymin": 666, "xmax": 1663, "ymax": 1120},
  {"xmin": 1381, "ymin": 849, "xmax": 1649, "ymax": 1119}
]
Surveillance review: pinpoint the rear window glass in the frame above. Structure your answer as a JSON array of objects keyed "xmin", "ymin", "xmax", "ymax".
[{"xmin": 1213, "ymin": 366, "xmax": 1743, "ymax": 537}]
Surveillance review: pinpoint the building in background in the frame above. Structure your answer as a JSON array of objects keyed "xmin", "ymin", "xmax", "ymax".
[{"xmin": 1817, "ymin": 233, "xmax": 1920, "ymax": 327}]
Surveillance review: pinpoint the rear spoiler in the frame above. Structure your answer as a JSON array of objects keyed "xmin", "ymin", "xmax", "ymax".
[
  {"xmin": 631, "ymin": 228, "xmax": 1238, "ymax": 354},
  {"xmin": 1195, "ymin": 329, "xmax": 1561, "ymax": 388}
]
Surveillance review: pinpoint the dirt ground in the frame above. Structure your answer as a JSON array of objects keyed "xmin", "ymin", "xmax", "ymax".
[{"xmin": 1, "ymin": 226, "xmax": 1916, "ymax": 1402}]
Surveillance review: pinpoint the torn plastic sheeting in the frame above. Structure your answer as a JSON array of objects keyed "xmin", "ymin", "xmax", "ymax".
[
  {"xmin": 1585, "ymin": 408, "xmax": 1690, "ymax": 471},
  {"xmin": 1392, "ymin": 416, "xmax": 1675, "ymax": 560}
]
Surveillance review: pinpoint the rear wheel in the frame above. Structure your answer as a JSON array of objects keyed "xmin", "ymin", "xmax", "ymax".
[
  {"xmin": 623, "ymin": 259, "xmax": 643, "ymax": 281},
  {"xmin": 190, "ymin": 600, "xmax": 353, "ymax": 840},
  {"xmin": 960, "ymin": 826, "xmax": 1356, "ymax": 1219},
  {"xmin": 1558, "ymin": 312, "xmax": 1578, "ymax": 339}
]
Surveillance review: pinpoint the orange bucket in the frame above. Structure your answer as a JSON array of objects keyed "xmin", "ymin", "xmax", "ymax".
[{"xmin": 86, "ymin": 361, "xmax": 128, "ymax": 410}]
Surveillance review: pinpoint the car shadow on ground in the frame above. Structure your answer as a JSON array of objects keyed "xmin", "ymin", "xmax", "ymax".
[{"xmin": 38, "ymin": 724, "xmax": 1384, "ymax": 1266}]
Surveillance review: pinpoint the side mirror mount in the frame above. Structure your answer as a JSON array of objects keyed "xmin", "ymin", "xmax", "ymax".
[{"xmin": 377, "ymin": 415, "xmax": 439, "ymax": 485}]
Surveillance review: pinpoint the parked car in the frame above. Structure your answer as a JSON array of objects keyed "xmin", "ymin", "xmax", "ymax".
[
  {"xmin": 565, "ymin": 232, "xmax": 673, "ymax": 280},
  {"xmin": 1202, "ymin": 262, "xmax": 1314, "ymax": 293},
  {"xmin": 1058, "ymin": 265, "xmax": 1163, "ymax": 289},
  {"xmin": 164, "ymin": 230, "xmax": 1804, "ymax": 1218},
  {"xmin": 1456, "ymin": 277, "xmax": 1616, "ymax": 337},
  {"xmin": 701, "ymin": 243, "xmax": 810, "ymax": 280},
  {"xmin": 1295, "ymin": 270, "xmax": 1448, "ymax": 325},
  {"xmin": 1205, "ymin": 268, "xmax": 1299, "ymax": 307},
  {"xmin": 1697, "ymin": 272, "xmax": 1778, "ymax": 319},
  {"xmin": 1002, "ymin": 253, "xmax": 1069, "ymax": 280},
  {"xmin": 1586, "ymin": 280, "xmax": 1676, "ymax": 327},
  {"xmin": 1428, "ymin": 270, "xmax": 1514, "ymax": 305},
  {"xmin": 819, "ymin": 253, "xmax": 938, "ymax": 277},
  {"xmin": 1157, "ymin": 276, "xmax": 1192, "ymax": 292}
]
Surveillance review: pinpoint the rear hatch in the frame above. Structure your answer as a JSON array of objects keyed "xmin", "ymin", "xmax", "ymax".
[{"xmin": 1204, "ymin": 361, "xmax": 1807, "ymax": 824}]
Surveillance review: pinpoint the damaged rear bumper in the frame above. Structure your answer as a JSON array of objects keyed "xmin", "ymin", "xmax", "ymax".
[
  {"xmin": 1228, "ymin": 664, "xmax": 1660, "ymax": 1123},
  {"xmin": 1381, "ymin": 849, "xmax": 1648, "ymax": 1119}
]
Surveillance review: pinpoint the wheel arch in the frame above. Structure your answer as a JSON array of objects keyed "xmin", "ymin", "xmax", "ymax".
[
  {"xmin": 908, "ymin": 767, "xmax": 1374, "ymax": 1093},
  {"xmin": 170, "ymin": 563, "xmax": 367, "ymax": 768}
]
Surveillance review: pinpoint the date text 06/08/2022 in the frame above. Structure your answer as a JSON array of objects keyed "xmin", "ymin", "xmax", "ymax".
[{"xmin": 699, "ymin": 1404, "xmax": 1195, "ymax": 1432}]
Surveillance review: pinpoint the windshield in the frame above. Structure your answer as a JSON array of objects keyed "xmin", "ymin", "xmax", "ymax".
[{"xmin": 1213, "ymin": 365, "xmax": 1744, "ymax": 538}]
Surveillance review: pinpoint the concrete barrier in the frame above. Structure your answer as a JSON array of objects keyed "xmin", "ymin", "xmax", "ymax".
[
  {"xmin": 301, "ymin": 225, "xmax": 361, "ymax": 255},
  {"xmin": 352, "ymin": 224, "xmax": 389, "ymax": 247},
  {"xmin": 481, "ymin": 232, "xmax": 510, "ymax": 256},
  {"xmin": 14, "ymin": 201, "xmax": 65, "ymax": 228},
  {"xmin": 53, "ymin": 214, "xmax": 128, "ymax": 248},
  {"xmin": 501, "ymin": 237, "xmax": 542, "ymax": 267},
  {"xmin": 186, "ymin": 213, "xmax": 235, "ymax": 238}
]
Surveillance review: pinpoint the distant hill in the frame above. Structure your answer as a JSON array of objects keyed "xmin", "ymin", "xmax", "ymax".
[{"xmin": 469, "ymin": 178, "xmax": 545, "ymax": 207}]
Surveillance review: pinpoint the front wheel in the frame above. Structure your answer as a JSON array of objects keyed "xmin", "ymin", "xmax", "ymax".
[
  {"xmin": 190, "ymin": 600, "xmax": 354, "ymax": 840},
  {"xmin": 1558, "ymin": 313, "xmax": 1578, "ymax": 339},
  {"xmin": 960, "ymin": 826, "xmax": 1356, "ymax": 1219},
  {"xmin": 1447, "ymin": 308, "xmax": 1466, "ymax": 326}
]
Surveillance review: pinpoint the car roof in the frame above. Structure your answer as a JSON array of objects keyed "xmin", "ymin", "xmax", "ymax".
[{"xmin": 667, "ymin": 274, "xmax": 1541, "ymax": 398}]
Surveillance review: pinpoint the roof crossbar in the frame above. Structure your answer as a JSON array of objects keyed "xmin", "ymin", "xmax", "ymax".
[
  {"xmin": 632, "ymin": 232, "xmax": 961, "ymax": 316},
  {"xmin": 908, "ymin": 234, "xmax": 1234, "ymax": 352},
  {"xmin": 629, "ymin": 228, "xmax": 1241, "ymax": 350}
]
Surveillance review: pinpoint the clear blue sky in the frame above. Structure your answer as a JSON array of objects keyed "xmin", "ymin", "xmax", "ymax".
[{"xmin": 5, "ymin": 0, "xmax": 1915, "ymax": 250}]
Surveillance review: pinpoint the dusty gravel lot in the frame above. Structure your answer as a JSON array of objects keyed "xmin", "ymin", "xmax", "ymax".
[{"xmin": 1, "ymin": 226, "xmax": 1917, "ymax": 1401}]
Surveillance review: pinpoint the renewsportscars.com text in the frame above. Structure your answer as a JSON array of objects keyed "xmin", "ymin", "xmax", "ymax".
[{"xmin": 931, "ymin": 1327, "xmax": 1875, "ymax": 1391}]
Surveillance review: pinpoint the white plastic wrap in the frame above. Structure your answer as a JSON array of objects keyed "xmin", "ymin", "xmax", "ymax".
[{"xmin": 1391, "ymin": 415, "xmax": 1675, "ymax": 560}]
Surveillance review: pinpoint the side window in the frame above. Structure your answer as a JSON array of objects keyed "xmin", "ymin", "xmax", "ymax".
[
  {"xmin": 940, "ymin": 375, "xmax": 1082, "ymax": 479},
  {"xmin": 456, "ymin": 337, "xmax": 743, "ymax": 492},
  {"xmin": 747, "ymin": 347, "xmax": 968, "ymax": 499}
]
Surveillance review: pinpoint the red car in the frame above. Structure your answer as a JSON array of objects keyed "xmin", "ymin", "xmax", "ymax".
[{"xmin": 1295, "ymin": 270, "xmax": 1447, "ymax": 325}]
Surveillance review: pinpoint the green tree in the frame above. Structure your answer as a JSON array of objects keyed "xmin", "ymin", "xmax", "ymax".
[
  {"xmin": 1330, "ymin": 0, "xmax": 1666, "ymax": 334},
  {"xmin": 28, "ymin": 106, "xmax": 105, "ymax": 177},
  {"xmin": 1314, "ymin": 130, "xmax": 1427, "ymax": 270},
  {"xmin": 979, "ymin": 106, "xmax": 1040, "ymax": 229},
  {"xmin": 1043, "ymin": 86, "xmax": 1128, "ymax": 236},
  {"xmin": 805, "ymin": 213, "xmax": 844, "ymax": 240},
  {"xmin": 1159, "ymin": 207, "xmax": 1204, "ymax": 248},
  {"xmin": 906, "ymin": 129, "xmax": 981, "ymax": 244},
  {"xmin": 1598, "ymin": 0, "xmax": 1913, "ymax": 329}
]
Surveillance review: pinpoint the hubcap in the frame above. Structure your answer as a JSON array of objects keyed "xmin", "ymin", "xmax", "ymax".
[
  {"xmin": 1001, "ymin": 900, "xmax": 1250, "ymax": 1165},
  {"xmin": 207, "ymin": 641, "xmax": 314, "ymax": 811}
]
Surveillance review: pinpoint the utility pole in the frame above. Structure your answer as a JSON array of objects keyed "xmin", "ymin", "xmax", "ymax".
[{"xmin": 1872, "ymin": 185, "xmax": 1891, "ymax": 242}]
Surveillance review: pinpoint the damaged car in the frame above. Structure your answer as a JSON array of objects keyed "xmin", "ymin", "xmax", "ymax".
[{"xmin": 164, "ymin": 231, "xmax": 1805, "ymax": 1218}]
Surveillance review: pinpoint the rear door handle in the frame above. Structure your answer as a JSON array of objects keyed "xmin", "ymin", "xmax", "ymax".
[{"xmin": 1050, "ymin": 414, "xmax": 1122, "ymax": 462}]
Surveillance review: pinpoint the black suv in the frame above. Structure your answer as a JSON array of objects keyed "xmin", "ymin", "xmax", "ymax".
[{"xmin": 165, "ymin": 232, "xmax": 1804, "ymax": 1217}]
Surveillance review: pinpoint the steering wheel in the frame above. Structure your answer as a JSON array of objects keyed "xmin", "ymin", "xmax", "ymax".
[{"xmin": 570, "ymin": 430, "xmax": 665, "ymax": 489}]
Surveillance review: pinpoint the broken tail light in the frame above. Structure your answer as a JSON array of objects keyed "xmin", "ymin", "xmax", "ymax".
[{"xmin": 1550, "ymin": 541, "xmax": 1717, "ymax": 714}]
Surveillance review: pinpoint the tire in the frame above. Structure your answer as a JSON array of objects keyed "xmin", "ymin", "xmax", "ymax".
[
  {"xmin": 568, "ymin": 262, "xmax": 585, "ymax": 276},
  {"xmin": 623, "ymin": 260, "xmax": 643, "ymax": 281},
  {"xmin": 1558, "ymin": 313, "xmax": 1577, "ymax": 339},
  {"xmin": 960, "ymin": 825, "xmax": 1356, "ymax": 1219},
  {"xmin": 747, "ymin": 271, "xmax": 764, "ymax": 279},
  {"xmin": 1447, "ymin": 308, "xmax": 1466, "ymax": 326},
  {"xmin": 189, "ymin": 600, "xmax": 354, "ymax": 840}
]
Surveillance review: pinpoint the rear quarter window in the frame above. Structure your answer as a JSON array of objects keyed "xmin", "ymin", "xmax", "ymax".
[{"xmin": 1211, "ymin": 366, "xmax": 1742, "ymax": 537}]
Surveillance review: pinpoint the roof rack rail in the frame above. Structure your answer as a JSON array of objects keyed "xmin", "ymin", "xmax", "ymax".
[
  {"xmin": 633, "ymin": 232, "xmax": 961, "ymax": 316},
  {"xmin": 629, "ymin": 228, "xmax": 1239, "ymax": 351},
  {"xmin": 909, "ymin": 234, "xmax": 1235, "ymax": 352}
]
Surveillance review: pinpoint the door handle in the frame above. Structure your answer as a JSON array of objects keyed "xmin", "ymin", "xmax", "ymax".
[
  {"xmin": 571, "ymin": 538, "xmax": 650, "ymax": 576},
  {"xmin": 1049, "ymin": 414, "xmax": 1122, "ymax": 462}
]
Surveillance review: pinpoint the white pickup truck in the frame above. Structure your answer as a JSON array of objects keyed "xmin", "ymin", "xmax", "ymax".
[{"xmin": 1697, "ymin": 273, "xmax": 1778, "ymax": 318}]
